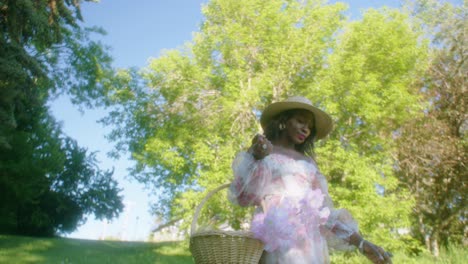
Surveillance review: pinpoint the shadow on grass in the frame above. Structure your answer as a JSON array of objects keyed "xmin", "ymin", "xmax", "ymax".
[{"xmin": 0, "ymin": 235, "xmax": 193, "ymax": 264}]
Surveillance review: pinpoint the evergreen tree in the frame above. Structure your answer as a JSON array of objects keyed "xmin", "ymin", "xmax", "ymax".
[{"xmin": 0, "ymin": 0, "xmax": 123, "ymax": 236}]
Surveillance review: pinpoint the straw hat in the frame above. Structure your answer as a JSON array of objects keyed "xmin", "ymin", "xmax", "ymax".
[{"xmin": 260, "ymin": 96, "xmax": 333, "ymax": 140}]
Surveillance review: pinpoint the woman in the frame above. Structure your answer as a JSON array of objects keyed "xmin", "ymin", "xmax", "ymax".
[{"xmin": 229, "ymin": 96, "xmax": 392, "ymax": 264}]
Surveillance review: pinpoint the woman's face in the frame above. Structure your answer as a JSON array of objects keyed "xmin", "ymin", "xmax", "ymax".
[{"xmin": 284, "ymin": 110, "xmax": 315, "ymax": 145}]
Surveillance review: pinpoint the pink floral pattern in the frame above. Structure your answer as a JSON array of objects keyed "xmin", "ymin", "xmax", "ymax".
[
  {"xmin": 251, "ymin": 199, "xmax": 298, "ymax": 252},
  {"xmin": 229, "ymin": 152, "xmax": 359, "ymax": 264}
]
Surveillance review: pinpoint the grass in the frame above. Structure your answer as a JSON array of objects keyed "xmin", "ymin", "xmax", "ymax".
[
  {"xmin": 330, "ymin": 244, "xmax": 468, "ymax": 264},
  {"xmin": 1, "ymin": 235, "xmax": 466, "ymax": 263},
  {"xmin": 0, "ymin": 235, "xmax": 193, "ymax": 264}
]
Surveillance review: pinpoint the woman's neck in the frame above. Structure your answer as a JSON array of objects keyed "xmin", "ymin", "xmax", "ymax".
[
  {"xmin": 271, "ymin": 138, "xmax": 295, "ymax": 150},
  {"xmin": 272, "ymin": 144, "xmax": 311, "ymax": 162}
]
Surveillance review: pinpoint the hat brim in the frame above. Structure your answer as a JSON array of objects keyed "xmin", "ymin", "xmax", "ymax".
[{"xmin": 260, "ymin": 101, "xmax": 333, "ymax": 140}]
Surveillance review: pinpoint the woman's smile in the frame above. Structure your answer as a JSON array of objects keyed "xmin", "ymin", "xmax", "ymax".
[{"xmin": 297, "ymin": 133, "xmax": 306, "ymax": 141}]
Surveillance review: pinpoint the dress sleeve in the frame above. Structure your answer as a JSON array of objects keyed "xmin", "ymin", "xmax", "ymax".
[
  {"xmin": 316, "ymin": 171, "xmax": 359, "ymax": 251},
  {"xmin": 228, "ymin": 151, "xmax": 271, "ymax": 207}
]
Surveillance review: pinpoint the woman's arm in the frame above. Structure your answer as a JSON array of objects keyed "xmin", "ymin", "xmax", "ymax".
[
  {"xmin": 348, "ymin": 232, "xmax": 393, "ymax": 264},
  {"xmin": 316, "ymin": 171, "xmax": 392, "ymax": 263},
  {"xmin": 228, "ymin": 135, "xmax": 273, "ymax": 206}
]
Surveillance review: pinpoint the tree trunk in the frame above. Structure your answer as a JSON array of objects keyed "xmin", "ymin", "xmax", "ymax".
[
  {"xmin": 419, "ymin": 215, "xmax": 431, "ymax": 251},
  {"xmin": 431, "ymin": 235, "xmax": 440, "ymax": 257}
]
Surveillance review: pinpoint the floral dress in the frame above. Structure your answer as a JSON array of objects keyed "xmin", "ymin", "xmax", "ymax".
[{"xmin": 229, "ymin": 151, "xmax": 359, "ymax": 264}]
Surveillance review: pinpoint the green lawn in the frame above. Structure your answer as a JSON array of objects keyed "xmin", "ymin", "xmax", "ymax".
[
  {"xmin": 0, "ymin": 235, "xmax": 193, "ymax": 264},
  {"xmin": 1, "ymin": 235, "xmax": 466, "ymax": 264}
]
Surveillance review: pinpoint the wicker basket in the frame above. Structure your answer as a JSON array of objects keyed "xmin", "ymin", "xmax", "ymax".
[{"xmin": 190, "ymin": 183, "xmax": 264, "ymax": 264}]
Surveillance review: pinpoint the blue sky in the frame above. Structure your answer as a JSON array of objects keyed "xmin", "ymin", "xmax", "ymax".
[{"xmin": 49, "ymin": 0, "xmax": 425, "ymax": 241}]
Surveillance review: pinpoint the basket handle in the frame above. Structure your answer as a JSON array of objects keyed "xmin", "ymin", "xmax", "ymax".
[{"xmin": 191, "ymin": 183, "xmax": 231, "ymax": 236}]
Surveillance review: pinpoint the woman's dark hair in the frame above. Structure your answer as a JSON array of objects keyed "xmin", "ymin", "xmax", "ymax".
[{"xmin": 264, "ymin": 109, "xmax": 316, "ymax": 156}]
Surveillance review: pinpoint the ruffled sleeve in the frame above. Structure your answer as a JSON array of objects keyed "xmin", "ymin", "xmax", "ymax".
[
  {"xmin": 228, "ymin": 151, "xmax": 271, "ymax": 207},
  {"xmin": 315, "ymin": 171, "xmax": 359, "ymax": 251}
]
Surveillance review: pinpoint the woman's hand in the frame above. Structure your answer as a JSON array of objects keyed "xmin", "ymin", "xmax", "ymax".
[
  {"xmin": 361, "ymin": 240, "xmax": 392, "ymax": 264},
  {"xmin": 249, "ymin": 134, "xmax": 273, "ymax": 160}
]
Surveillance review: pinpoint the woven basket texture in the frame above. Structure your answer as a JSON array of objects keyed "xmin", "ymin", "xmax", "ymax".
[
  {"xmin": 190, "ymin": 230, "xmax": 263, "ymax": 264},
  {"xmin": 189, "ymin": 184, "xmax": 264, "ymax": 264}
]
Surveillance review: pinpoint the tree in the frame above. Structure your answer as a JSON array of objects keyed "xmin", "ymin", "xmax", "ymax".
[
  {"xmin": 103, "ymin": 0, "xmax": 427, "ymax": 252},
  {"xmin": 395, "ymin": 1, "xmax": 467, "ymax": 256},
  {"xmin": 0, "ymin": 0, "xmax": 123, "ymax": 236},
  {"xmin": 313, "ymin": 8, "xmax": 429, "ymax": 253},
  {"xmin": 103, "ymin": 0, "xmax": 348, "ymax": 230},
  {"xmin": 0, "ymin": 113, "xmax": 123, "ymax": 235}
]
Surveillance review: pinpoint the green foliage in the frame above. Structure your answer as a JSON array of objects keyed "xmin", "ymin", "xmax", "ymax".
[
  {"xmin": 395, "ymin": 0, "xmax": 467, "ymax": 255},
  {"xmin": 104, "ymin": 0, "xmax": 348, "ymax": 222},
  {"xmin": 0, "ymin": 108, "xmax": 123, "ymax": 236},
  {"xmin": 103, "ymin": 0, "xmax": 428, "ymax": 254},
  {"xmin": 0, "ymin": 0, "xmax": 113, "ymax": 148},
  {"xmin": 0, "ymin": 0, "xmax": 123, "ymax": 236},
  {"xmin": 312, "ymin": 8, "xmax": 429, "ymax": 252}
]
